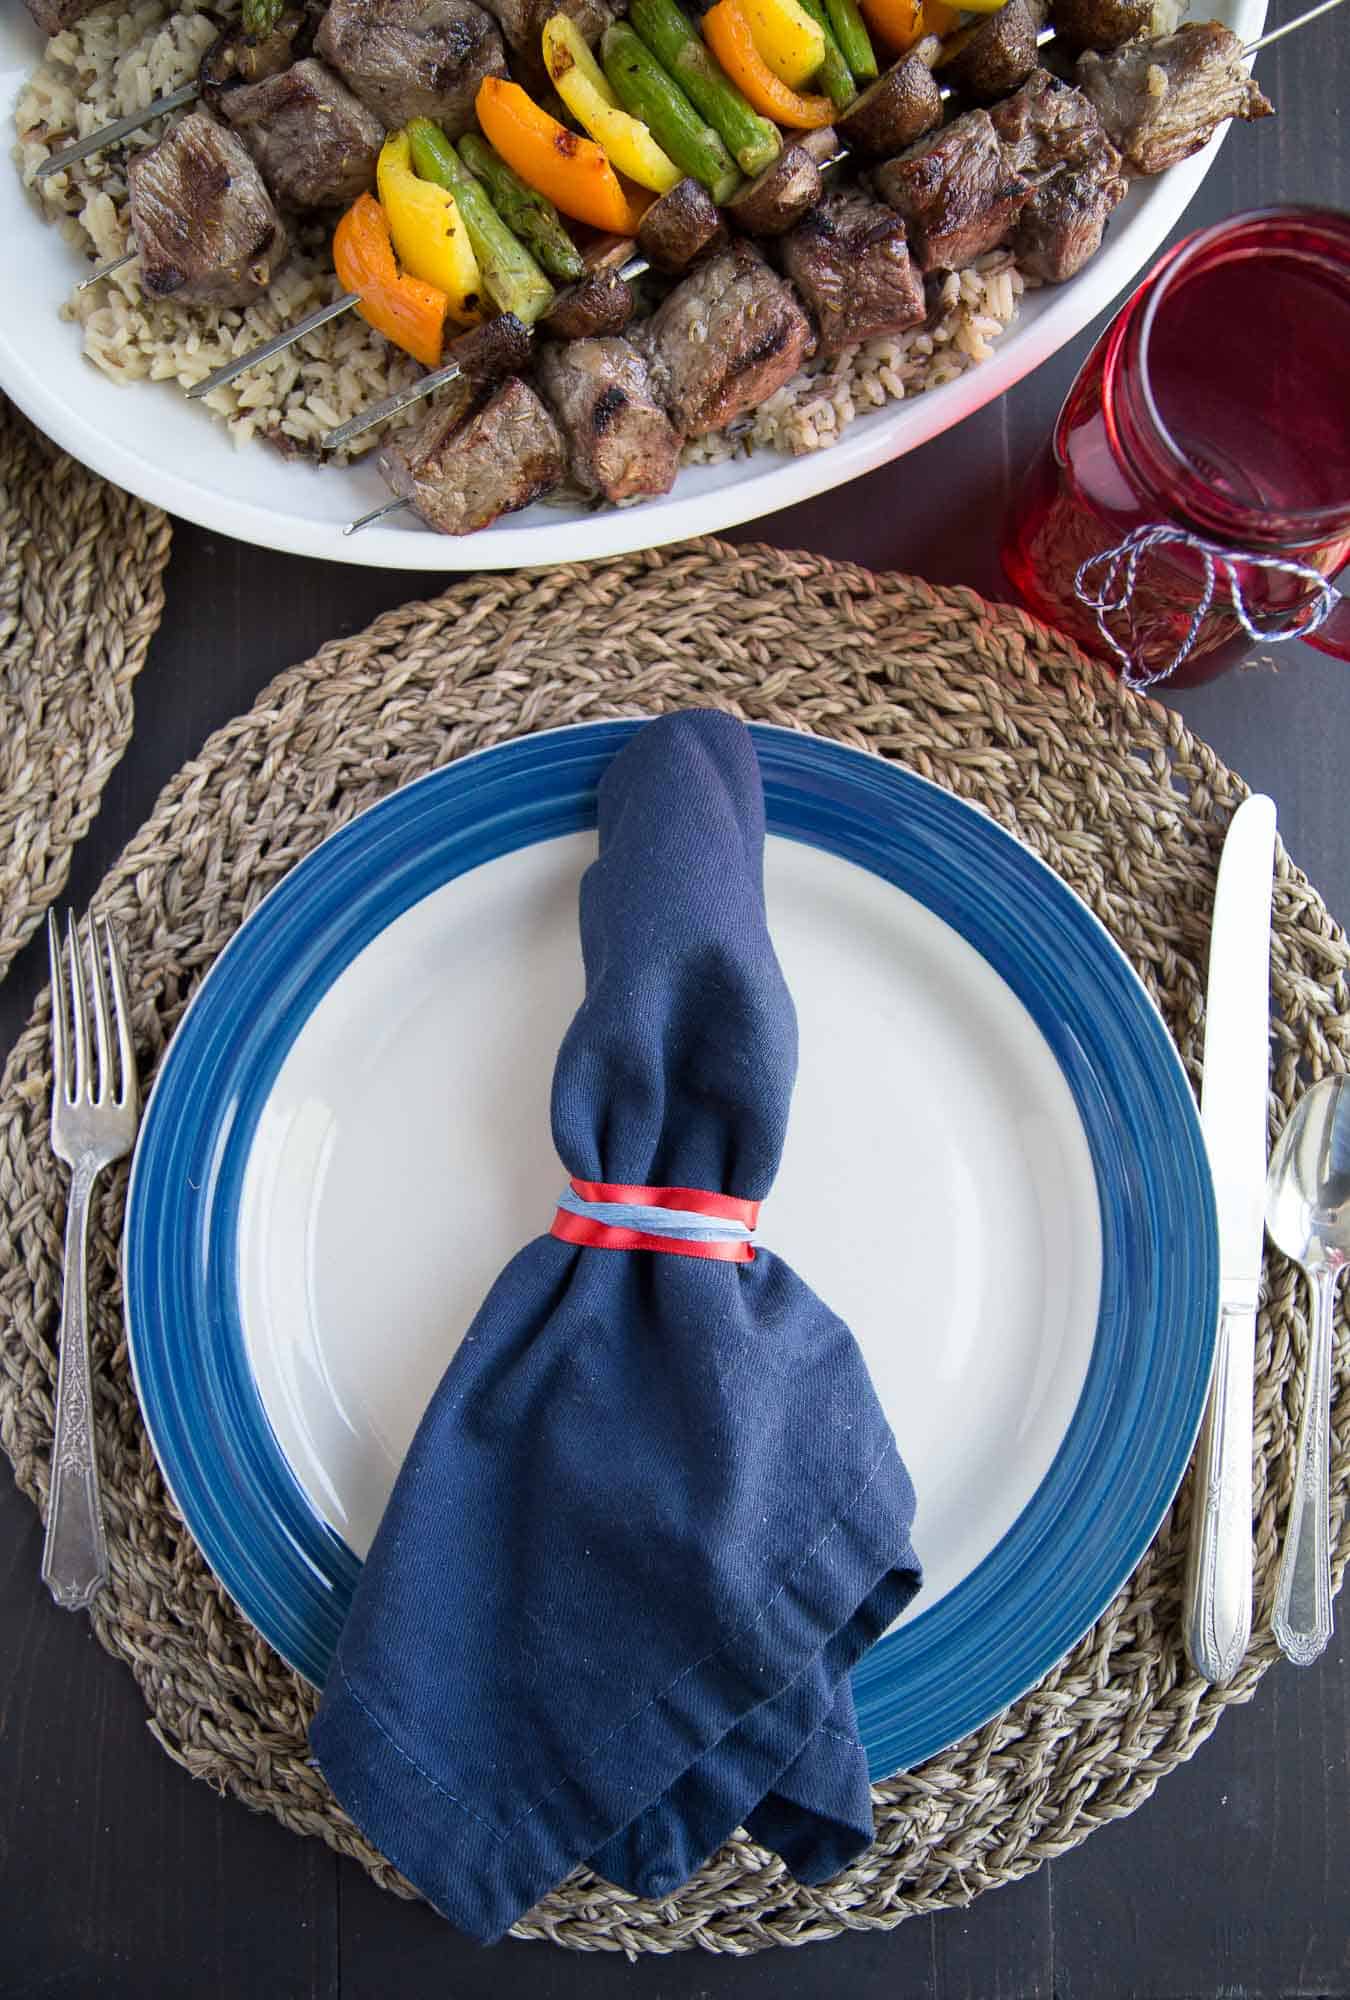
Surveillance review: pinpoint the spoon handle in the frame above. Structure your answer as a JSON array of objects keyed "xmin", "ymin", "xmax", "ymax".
[{"xmin": 1271, "ymin": 1265, "xmax": 1342, "ymax": 1665}]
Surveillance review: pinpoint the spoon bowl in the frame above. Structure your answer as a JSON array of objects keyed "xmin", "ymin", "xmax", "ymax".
[{"xmin": 1264, "ymin": 1073, "xmax": 1350, "ymax": 1664}]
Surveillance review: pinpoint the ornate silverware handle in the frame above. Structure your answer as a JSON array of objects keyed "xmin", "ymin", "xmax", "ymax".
[
  {"xmin": 1271, "ymin": 1265, "xmax": 1342, "ymax": 1665},
  {"xmin": 41, "ymin": 1156, "xmax": 109, "ymax": 1611},
  {"xmin": 1182, "ymin": 1300, "xmax": 1256, "ymax": 1684}
]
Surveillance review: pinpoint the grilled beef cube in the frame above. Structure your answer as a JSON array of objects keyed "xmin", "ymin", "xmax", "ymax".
[
  {"xmin": 639, "ymin": 177, "xmax": 727, "ymax": 270},
  {"xmin": 479, "ymin": 0, "xmax": 614, "ymax": 86},
  {"xmin": 24, "ymin": 0, "xmax": 104, "ymax": 33},
  {"xmin": 542, "ymin": 267, "xmax": 634, "ymax": 339},
  {"xmin": 481, "ymin": 0, "xmax": 612, "ymax": 47},
  {"xmin": 536, "ymin": 335, "xmax": 680, "ymax": 502},
  {"xmin": 991, "ymin": 69, "xmax": 1126, "ymax": 280},
  {"xmin": 220, "ymin": 58, "xmax": 384, "ymax": 210},
  {"xmin": 316, "ymin": 0, "xmax": 507, "ymax": 137},
  {"xmin": 872, "ymin": 109, "xmax": 1032, "ymax": 273},
  {"xmin": 126, "ymin": 110, "xmax": 289, "ymax": 308},
  {"xmin": 200, "ymin": 11, "xmax": 308, "ymax": 104},
  {"xmin": 990, "ymin": 67, "xmax": 1112, "ymax": 171},
  {"xmin": 1076, "ymin": 23, "xmax": 1273, "ymax": 177},
  {"xmin": 636, "ymin": 241, "xmax": 813, "ymax": 437},
  {"xmin": 378, "ymin": 376, "xmax": 565, "ymax": 535},
  {"xmin": 779, "ymin": 189, "xmax": 924, "ymax": 354},
  {"xmin": 1012, "ymin": 168, "xmax": 1121, "ymax": 280}
]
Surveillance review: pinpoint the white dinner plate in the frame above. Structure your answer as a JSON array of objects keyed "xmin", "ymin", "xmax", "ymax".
[
  {"xmin": 124, "ymin": 723, "xmax": 1219, "ymax": 1777},
  {"xmin": 1, "ymin": 1, "xmax": 1264, "ymax": 567}
]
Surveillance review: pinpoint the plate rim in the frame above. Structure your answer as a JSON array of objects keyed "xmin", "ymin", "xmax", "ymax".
[
  {"xmin": 0, "ymin": 0, "xmax": 1265, "ymax": 569},
  {"xmin": 123, "ymin": 719, "xmax": 1220, "ymax": 1779}
]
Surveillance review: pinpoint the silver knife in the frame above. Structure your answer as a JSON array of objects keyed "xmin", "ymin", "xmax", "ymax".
[{"xmin": 1182, "ymin": 793, "xmax": 1278, "ymax": 1684}]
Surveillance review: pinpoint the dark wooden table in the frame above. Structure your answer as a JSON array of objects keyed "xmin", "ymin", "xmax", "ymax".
[{"xmin": 3, "ymin": 20, "xmax": 1349, "ymax": 1997}]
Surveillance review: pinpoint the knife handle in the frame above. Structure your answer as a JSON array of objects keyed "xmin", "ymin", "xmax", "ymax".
[{"xmin": 1182, "ymin": 1301, "xmax": 1255, "ymax": 1684}]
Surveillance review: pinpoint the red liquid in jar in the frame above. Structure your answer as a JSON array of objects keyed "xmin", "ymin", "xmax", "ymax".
[{"xmin": 1003, "ymin": 231, "xmax": 1350, "ymax": 688}]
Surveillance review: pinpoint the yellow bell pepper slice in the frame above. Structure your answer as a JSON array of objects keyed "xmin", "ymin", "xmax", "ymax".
[
  {"xmin": 332, "ymin": 194, "xmax": 447, "ymax": 370},
  {"xmin": 376, "ymin": 130, "xmax": 483, "ymax": 326},
  {"xmin": 541, "ymin": 13, "xmax": 682, "ymax": 194},
  {"xmin": 740, "ymin": 0, "xmax": 827, "ymax": 87},
  {"xmin": 702, "ymin": 0, "xmax": 836, "ymax": 126},
  {"xmin": 476, "ymin": 76, "xmax": 652, "ymax": 234}
]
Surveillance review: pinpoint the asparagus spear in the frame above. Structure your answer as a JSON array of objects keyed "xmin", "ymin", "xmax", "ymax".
[
  {"xmin": 601, "ymin": 21, "xmax": 743, "ymax": 204},
  {"xmin": 627, "ymin": 0, "xmax": 781, "ymax": 176},
  {"xmin": 823, "ymin": 0, "xmax": 878, "ymax": 80},
  {"xmin": 407, "ymin": 121, "xmax": 556, "ymax": 327},
  {"xmin": 241, "ymin": 0, "xmax": 285, "ymax": 32},
  {"xmin": 794, "ymin": 0, "xmax": 858, "ymax": 108},
  {"xmin": 458, "ymin": 132, "xmax": 586, "ymax": 284}
]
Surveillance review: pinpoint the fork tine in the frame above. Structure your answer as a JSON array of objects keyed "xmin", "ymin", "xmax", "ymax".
[
  {"xmin": 47, "ymin": 911, "xmax": 70, "ymax": 1107},
  {"xmin": 65, "ymin": 911, "xmax": 90, "ymax": 1106},
  {"xmin": 101, "ymin": 918, "xmax": 138, "ymax": 1113},
  {"xmin": 87, "ymin": 916, "xmax": 114, "ymax": 1105}
]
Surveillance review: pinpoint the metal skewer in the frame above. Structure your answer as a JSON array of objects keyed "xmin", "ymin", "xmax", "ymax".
[
  {"xmin": 76, "ymin": 248, "xmax": 136, "ymax": 291},
  {"xmin": 34, "ymin": 80, "xmax": 199, "ymax": 181},
  {"xmin": 1243, "ymin": 0, "xmax": 1349, "ymax": 52},
  {"xmin": 185, "ymin": 290, "xmax": 363, "ymax": 399},
  {"xmin": 344, "ymin": 496, "xmax": 413, "ymax": 535}
]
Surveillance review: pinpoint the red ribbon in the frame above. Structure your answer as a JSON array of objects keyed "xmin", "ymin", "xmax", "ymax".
[{"xmin": 550, "ymin": 1180, "xmax": 760, "ymax": 1263}]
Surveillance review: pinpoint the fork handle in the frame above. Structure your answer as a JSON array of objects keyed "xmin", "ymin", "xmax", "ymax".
[{"xmin": 41, "ymin": 1158, "xmax": 109, "ymax": 1612}]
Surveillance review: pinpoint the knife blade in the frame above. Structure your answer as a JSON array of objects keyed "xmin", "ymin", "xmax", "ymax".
[{"xmin": 1182, "ymin": 792, "xmax": 1277, "ymax": 1685}]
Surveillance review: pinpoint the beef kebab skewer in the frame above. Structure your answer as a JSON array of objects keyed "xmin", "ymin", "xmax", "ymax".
[
  {"xmin": 354, "ymin": 235, "xmax": 812, "ymax": 533},
  {"xmin": 343, "ymin": 0, "xmax": 1323, "ymax": 540},
  {"xmin": 335, "ymin": 0, "xmax": 1292, "ymax": 484},
  {"xmin": 171, "ymin": 2, "xmax": 1111, "ymax": 410},
  {"xmin": 25, "ymin": 0, "xmax": 1059, "ymax": 184},
  {"xmin": 34, "ymin": 0, "xmax": 311, "ymax": 181},
  {"xmin": 209, "ymin": 0, "xmax": 1305, "ymax": 446}
]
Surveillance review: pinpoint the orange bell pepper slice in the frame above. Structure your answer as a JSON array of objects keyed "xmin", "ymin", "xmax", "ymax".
[
  {"xmin": 857, "ymin": 0, "xmax": 957, "ymax": 51},
  {"xmin": 703, "ymin": 0, "xmax": 835, "ymax": 128},
  {"xmin": 855, "ymin": 0, "xmax": 920, "ymax": 51},
  {"xmin": 921, "ymin": 0, "xmax": 963, "ymax": 33},
  {"xmin": 332, "ymin": 192, "xmax": 447, "ymax": 370},
  {"xmin": 476, "ymin": 77, "xmax": 652, "ymax": 235}
]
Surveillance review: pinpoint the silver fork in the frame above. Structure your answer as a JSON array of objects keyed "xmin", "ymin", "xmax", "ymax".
[{"xmin": 41, "ymin": 911, "xmax": 139, "ymax": 1612}]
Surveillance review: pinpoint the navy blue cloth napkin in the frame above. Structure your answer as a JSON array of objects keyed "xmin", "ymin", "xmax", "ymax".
[{"xmin": 311, "ymin": 710, "xmax": 921, "ymax": 1940}]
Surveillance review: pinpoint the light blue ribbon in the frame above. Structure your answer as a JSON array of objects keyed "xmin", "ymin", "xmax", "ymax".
[{"xmin": 556, "ymin": 1187, "xmax": 757, "ymax": 1245}]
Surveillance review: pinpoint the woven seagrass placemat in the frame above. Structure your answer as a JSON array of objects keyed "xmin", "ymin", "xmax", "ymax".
[
  {"xmin": 1, "ymin": 537, "xmax": 1346, "ymax": 1956},
  {"xmin": 0, "ymin": 397, "xmax": 170, "ymax": 983}
]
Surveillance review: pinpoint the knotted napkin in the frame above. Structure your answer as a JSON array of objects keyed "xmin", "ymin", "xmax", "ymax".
[{"xmin": 311, "ymin": 710, "xmax": 921, "ymax": 1940}]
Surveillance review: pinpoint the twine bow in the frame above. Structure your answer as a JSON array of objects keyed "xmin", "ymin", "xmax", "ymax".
[{"xmin": 1074, "ymin": 524, "xmax": 1336, "ymax": 691}]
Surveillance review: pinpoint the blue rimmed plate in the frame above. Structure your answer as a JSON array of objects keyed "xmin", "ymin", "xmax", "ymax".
[{"xmin": 124, "ymin": 722, "xmax": 1218, "ymax": 1780}]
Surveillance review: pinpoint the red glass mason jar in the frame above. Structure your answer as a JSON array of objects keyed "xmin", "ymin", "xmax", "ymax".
[{"xmin": 1001, "ymin": 207, "xmax": 1350, "ymax": 689}]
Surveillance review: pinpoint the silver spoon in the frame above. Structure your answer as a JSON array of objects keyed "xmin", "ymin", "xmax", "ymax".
[{"xmin": 1264, "ymin": 1073, "xmax": 1350, "ymax": 1665}]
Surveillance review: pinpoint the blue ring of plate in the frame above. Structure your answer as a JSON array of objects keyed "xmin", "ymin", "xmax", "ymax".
[{"xmin": 124, "ymin": 721, "xmax": 1218, "ymax": 1780}]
